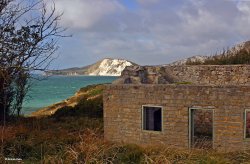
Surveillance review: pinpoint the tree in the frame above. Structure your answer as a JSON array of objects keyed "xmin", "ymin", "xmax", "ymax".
[{"xmin": 0, "ymin": 0, "xmax": 66, "ymax": 123}]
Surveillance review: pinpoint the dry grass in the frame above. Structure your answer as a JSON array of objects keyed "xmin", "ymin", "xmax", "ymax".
[
  {"xmin": 51, "ymin": 132, "xmax": 250, "ymax": 164},
  {"xmin": 2, "ymin": 116, "xmax": 250, "ymax": 163},
  {"xmin": 65, "ymin": 129, "xmax": 115, "ymax": 163}
]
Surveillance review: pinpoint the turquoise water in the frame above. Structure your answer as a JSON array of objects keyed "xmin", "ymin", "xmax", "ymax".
[{"xmin": 22, "ymin": 76, "xmax": 117, "ymax": 115}]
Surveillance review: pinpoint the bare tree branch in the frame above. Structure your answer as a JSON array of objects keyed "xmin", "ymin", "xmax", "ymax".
[{"xmin": 0, "ymin": 0, "xmax": 68, "ymax": 122}]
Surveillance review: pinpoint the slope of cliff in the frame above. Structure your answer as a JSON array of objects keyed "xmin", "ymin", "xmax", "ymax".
[
  {"xmin": 46, "ymin": 58, "xmax": 137, "ymax": 76},
  {"xmin": 30, "ymin": 84, "xmax": 104, "ymax": 117}
]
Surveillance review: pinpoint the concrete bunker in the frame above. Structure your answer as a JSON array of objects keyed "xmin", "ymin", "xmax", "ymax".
[{"xmin": 104, "ymin": 65, "xmax": 250, "ymax": 151}]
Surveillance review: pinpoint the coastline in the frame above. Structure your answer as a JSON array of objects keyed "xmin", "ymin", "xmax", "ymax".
[
  {"xmin": 29, "ymin": 84, "xmax": 105, "ymax": 117},
  {"xmin": 22, "ymin": 76, "xmax": 117, "ymax": 115}
]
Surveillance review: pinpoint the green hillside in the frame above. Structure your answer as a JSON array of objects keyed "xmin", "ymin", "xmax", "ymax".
[{"xmin": 187, "ymin": 49, "xmax": 250, "ymax": 65}]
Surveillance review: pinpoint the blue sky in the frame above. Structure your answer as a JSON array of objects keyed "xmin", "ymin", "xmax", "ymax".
[
  {"xmin": 121, "ymin": 0, "xmax": 138, "ymax": 10},
  {"xmin": 44, "ymin": 0, "xmax": 250, "ymax": 69}
]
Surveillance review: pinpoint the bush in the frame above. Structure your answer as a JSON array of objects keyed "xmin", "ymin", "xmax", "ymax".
[
  {"xmin": 114, "ymin": 144, "xmax": 144, "ymax": 163},
  {"xmin": 52, "ymin": 96, "xmax": 103, "ymax": 119},
  {"xmin": 52, "ymin": 106, "xmax": 74, "ymax": 119},
  {"xmin": 1, "ymin": 116, "xmax": 103, "ymax": 162},
  {"xmin": 75, "ymin": 96, "xmax": 103, "ymax": 117},
  {"xmin": 187, "ymin": 49, "xmax": 250, "ymax": 65}
]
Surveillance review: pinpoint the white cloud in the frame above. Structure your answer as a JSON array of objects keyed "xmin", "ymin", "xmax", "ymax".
[
  {"xmin": 46, "ymin": 0, "xmax": 124, "ymax": 29},
  {"xmin": 51, "ymin": 0, "xmax": 250, "ymax": 67},
  {"xmin": 238, "ymin": 1, "xmax": 250, "ymax": 15},
  {"xmin": 237, "ymin": 1, "xmax": 250, "ymax": 36}
]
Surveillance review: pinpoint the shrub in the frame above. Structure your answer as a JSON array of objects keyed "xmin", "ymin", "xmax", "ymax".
[
  {"xmin": 114, "ymin": 144, "xmax": 144, "ymax": 163},
  {"xmin": 187, "ymin": 49, "xmax": 250, "ymax": 65},
  {"xmin": 52, "ymin": 96, "xmax": 103, "ymax": 119},
  {"xmin": 52, "ymin": 106, "xmax": 74, "ymax": 119}
]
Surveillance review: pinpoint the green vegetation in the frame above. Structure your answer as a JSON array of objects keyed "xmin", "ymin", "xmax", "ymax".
[
  {"xmin": 52, "ymin": 84, "xmax": 104, "ymax": 119},
  {"xmin": 187, "ymin": 49, "xmax": 250, "ymax": 65},
  {"xmin": 52, "ymin": 96, "xmax": 103, "ymax": 119},
  {"xmin": 2, "ymin": 84, "xmax": 250, "ymax": 163},
  {"xmin": 78, "ymin": 84, "xmax": 104, "ymax": 97},
  {"xmin": 30, "ymin": 84, "xmax": 105, "ymax": 117}
]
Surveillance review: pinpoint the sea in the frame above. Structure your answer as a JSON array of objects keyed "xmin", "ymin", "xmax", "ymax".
[{"xmin": 22, "ymin": 76, "xmax": 117, "ymax": 115}]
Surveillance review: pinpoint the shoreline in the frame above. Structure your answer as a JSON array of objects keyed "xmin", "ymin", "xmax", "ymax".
[{"xmin": 29, "ymin": 84, "xmax": 105, "ymax": 117}]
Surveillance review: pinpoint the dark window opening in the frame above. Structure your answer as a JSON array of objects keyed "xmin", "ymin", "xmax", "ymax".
[
  {"xmin": 190, "ymin": 109, "xmax": 213, "ymax": 149},
  {"xmin": 143, "ymin": 106, "xmax": 162, "ymax": 131},
  {"xmin": 245, "ymin": 110, "xmax": 250, "ymax": 138}
]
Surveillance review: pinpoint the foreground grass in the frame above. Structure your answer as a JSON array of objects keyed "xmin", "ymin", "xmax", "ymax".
[
  {"xmin": 1, "ymin": 116, "xmax": 250, "ymax": 163},
  {"xmin": 2, "ymin": 84, "xmax": 250, "ymax": 163},
  {"xmin": 0, "ymin": 117, "xmax": 103, "ymax": 163}
]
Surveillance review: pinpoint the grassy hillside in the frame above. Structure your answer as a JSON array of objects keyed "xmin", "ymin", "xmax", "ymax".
[
  {"xmin": 30, "ymin": 84, "xmax": 105, "ymax": 117},
  {"xmin": 187, "ymin": 49, "xmax": 250, "ymax": 65},
  {"xmin": 2, "ymin": 85, "xmax": 250, "ymax": 163}
]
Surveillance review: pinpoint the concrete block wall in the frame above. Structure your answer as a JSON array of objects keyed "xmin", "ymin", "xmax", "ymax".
[{"xmin": 104, "ymin": 84, "xmax": 250, "ymax": 151}]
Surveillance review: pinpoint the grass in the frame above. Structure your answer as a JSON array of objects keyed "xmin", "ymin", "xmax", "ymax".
[
  {"xmin": 186, "ymin": 49, "xmax": 250, "ymax": 65},
  {"xmin": 0, "ymin": 117, "xmax": 103, "ymax": 163},
  {"xmin": 2, "ymin": 116, "xmax": 250, "ymax": 163},
  {"xmin": 2, "ymin": 84, "xmax": 250, "ymax": 163}
]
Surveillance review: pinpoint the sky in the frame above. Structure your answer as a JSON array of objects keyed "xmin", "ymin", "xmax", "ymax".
[{"xmin": 44, "ymin": 0, "xmax": 250, "ymax": 69}]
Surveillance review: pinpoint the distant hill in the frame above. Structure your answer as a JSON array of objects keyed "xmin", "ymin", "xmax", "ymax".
[
  {"xmin": 169, "ymin": 55, "xmax": 208, "ymax": 66},
  {"xmin": 46, "ymin": 58, "xmax": 138, "ymax": 76},
  {"xmin": 46, "ymin": 41, "xmax": 250, "ymax": 76},
  {"xmin": 170, "ymin": 41, "xmax": 250, "ymax": 65}
]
